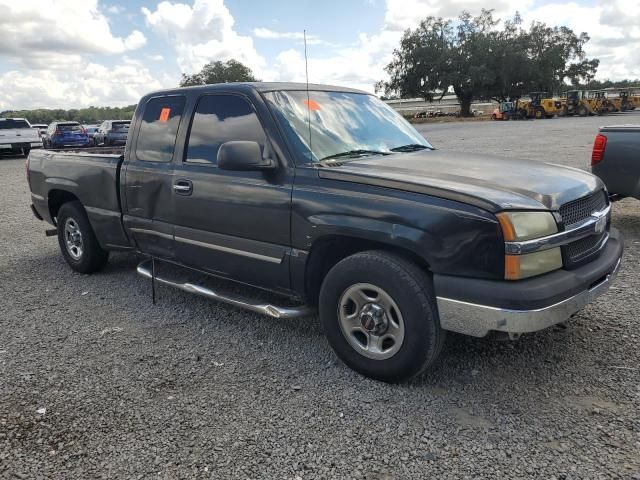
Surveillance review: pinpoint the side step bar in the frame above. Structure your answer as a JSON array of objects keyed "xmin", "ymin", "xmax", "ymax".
[{"xmin": 136, "ymin": 259, "xmax": 315, "ymax": 319}]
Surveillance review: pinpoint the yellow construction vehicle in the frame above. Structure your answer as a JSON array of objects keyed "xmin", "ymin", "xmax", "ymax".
[
  {"xmin": 618, "ymin": 88, "xmax": 635, "ymax": 111},
  {"xmin": 603, "ymin": 87, "xmax": 632, "ymax": 112},
  {"xmin": 587, "ymin": 90, "xmax": 615, "ymax": 113},
  {"xmin": 558, "ymin": 90, "xmax": 599, "ymax": 117},
  {"xmin": 629, "ymin": 87, "xmax": 640, "ymax": 110},
  {"xmin": 517, "ymin": 92, "xmax": 562, "ymax": 119}
]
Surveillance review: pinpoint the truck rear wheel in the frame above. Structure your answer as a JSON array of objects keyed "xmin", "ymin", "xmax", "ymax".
[
  {"xmin": 319, "ymin": 251, "xmax": 445, "ymax": 382},
  {"xmin": 57, "ymin": 201, "xmax": 109, "ymax": 274}
]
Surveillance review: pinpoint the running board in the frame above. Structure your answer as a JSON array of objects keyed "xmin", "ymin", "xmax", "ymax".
[{"xmin": 136, "ymin": 259, "xmax": 315, "ymax": 319}]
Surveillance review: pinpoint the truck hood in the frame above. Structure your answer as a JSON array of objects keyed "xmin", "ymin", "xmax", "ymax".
[{"xmin": 318, "ymin": 149, "xmax": 603, "ymax": 212}]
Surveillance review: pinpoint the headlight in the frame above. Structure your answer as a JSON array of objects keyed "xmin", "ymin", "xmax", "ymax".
[
  {"xmin": 504, "ymin": 248, "xmax": 563, "ymax": 280},
  {"xmin": 497, "ymin": 211, "xmax": 562, "ymax": 280},
  {"xmin": 496, "ymin": 211, "xmax": 558, "ymax": 241}
]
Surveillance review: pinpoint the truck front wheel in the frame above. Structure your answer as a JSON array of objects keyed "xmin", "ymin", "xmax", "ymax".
[
  {"xmin": 319, "ymin": 251, "xmax": 445, "ymax": 382},
  {"xmin": 56, "ymin": 201, "xmax": 109, "ymax": 274}
]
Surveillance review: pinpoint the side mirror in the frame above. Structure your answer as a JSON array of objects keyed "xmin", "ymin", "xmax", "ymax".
[{"xmin": 217, "ymin": 141, "xmax": 275, "ymax": 171}]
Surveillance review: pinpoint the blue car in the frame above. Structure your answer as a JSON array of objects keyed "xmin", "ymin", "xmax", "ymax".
[{"xmin": 43, "ymin": 122, "xmax": 92, "ymax": 149}]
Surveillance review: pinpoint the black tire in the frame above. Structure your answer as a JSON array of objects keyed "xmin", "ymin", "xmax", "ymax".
[
  {"xmin": 503, "ymin": 112, "xmax": 510, "ymax": 121},
  {"xmin": 535, "ymin": 107, "xmax": 545, "ymax": 119},
  {"xmin": 22, "ymin": 148, "xmax": 30, "ymax": 158},
  {"xmin": 319, "ymin": 250, "xmax": 445, "ymax": 383},
  {"xmin": 577, "ymin": 105, "xmax": 588, "ymax": 117},
  {"xmin": 56, "ymin": 201, "xmax": 109, "ymax": 274}
]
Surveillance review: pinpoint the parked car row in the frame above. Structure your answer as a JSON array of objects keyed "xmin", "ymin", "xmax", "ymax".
[
  {"xmin": 40, "ymin": 120, "xmax": 131, "ymax": 149},
  {"xmin": 0, "ymin": 118, "xmax": 132, "ymax": 154}
]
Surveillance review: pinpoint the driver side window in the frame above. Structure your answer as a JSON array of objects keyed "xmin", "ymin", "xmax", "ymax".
[{"xmin": 185, "ymin": 94, "xmax": 266, "ymax": 166}]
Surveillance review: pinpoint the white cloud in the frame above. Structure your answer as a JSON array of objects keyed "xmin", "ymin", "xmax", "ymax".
[
  {"xmin": 384, "ymin": 0, "xmax": 534, "ymax": 31},
  {"xmin": 0, "ymin": 59, "xmax": 171, "ymax": 111},
  {"xmin": 0, "ymin": 0, "xmax": 158, "ymax": 110},
  {"xmin": 274, "ymin": 0, "xmax": 639, "ymax": 93},
  {"xmin": 521, "ymin": 0, "xmax": 640, "ymax": 81},
  {"xmin": 142, "ymin": 0, "xmax": 269, "ymax": 77},
  {"xmin": 148, "ymin": 54, "xmax": 165, "ymax": 61},
  {"xmin": 123, "ymin": 31, "xmax": 148, "ymax": 51},
  {"xmin": 0, "ymin": 0, "xmax": 146, "ymax": 69},
  {"xmin": 253, "ymin": 28, "xmax": 324, "ymax": 45},
  {"xmin": 106, "ymin": 4, "xmax": 125, "ymax": 15}
]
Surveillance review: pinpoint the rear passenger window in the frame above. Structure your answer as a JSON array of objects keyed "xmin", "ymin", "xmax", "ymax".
[
  {"xmin": 185, "ymin": 94, "xmax": 265, "ymax": 165},
  {"xmin": 136, "ymin": 96, "xmax": 186, "ymax": 162}
]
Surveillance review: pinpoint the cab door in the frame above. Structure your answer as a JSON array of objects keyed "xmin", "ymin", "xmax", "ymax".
[
  {"xmin": 122, "ymin": 95, "xmax": 186, "ymax": 260},
  {"xmin": 171, "ymin": 93, "xmax": 294, "ymax": 292}
]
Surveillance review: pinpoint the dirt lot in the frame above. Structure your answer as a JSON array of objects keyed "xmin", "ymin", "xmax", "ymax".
[{"xmin": 1, "ymin": 113, "xmax": 639, "ymax": 479}]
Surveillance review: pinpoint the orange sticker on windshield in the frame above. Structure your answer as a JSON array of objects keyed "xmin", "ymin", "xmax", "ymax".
[
  {"xmin": 304, "ymin": 99, "xmax": 320, "ymax": 111},
  {"xmin": 159, "ymin": 107, "xmax": 171, "ymax": 122}
]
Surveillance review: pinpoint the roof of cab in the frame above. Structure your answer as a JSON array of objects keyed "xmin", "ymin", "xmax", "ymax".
[{"xmin": 142, "ymin": 82, "xmax": 369, "ymax": 99}]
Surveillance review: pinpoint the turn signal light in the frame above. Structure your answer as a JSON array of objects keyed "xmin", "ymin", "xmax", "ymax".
[{"xmin": 591, "ymin": 134, "xmax": 607, "ymax": 166}]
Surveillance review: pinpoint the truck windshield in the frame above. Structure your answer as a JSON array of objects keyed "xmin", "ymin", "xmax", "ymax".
[
  {"xmin": 263, "ymin": 90, "xmax": 432, "ymax": 162},
  {"xmin": 0, "ymin": 119, "xmax": 30, "ymax": 129}
]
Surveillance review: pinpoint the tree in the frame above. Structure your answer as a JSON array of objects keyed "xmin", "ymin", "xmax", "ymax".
[
  {"xmin": 525, "ymin": 24, "xmax": 598, "ymax": 92},
  {"xmin": 179, "ymin": 59, "xmax": 259, "ymax": 87},
  {"xmin": 377, "ymin": 10, "xmax": 599, "ymax": 116},
  {"xmin": 0, "ymin": 105, "xmax": 137, "ymax": 124}
]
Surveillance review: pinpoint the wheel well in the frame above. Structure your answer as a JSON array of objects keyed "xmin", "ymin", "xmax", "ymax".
[
  {"xmin": 304, "ymin": 235, "xmax": 431, "ymax": 306},
  {"xmin": 48, "ymin": 190, "xmax": 80, "ymax": 224}
]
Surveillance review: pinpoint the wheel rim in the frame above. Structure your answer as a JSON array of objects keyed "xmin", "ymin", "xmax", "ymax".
[
  {"xmin": 337, "ymin": 283, "xmax": 405, "ymax": 360},
  {"xmin": 64, "ymin": 218, "xmax": 84, "ymax": 260}
]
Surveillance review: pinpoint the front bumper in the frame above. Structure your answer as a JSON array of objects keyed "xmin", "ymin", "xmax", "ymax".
[{"xmin": 435, "ymin": 228, "xmax": 623, "ymax": 337}]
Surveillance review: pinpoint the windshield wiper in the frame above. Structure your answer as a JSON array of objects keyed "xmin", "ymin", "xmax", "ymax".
[
  {"xmin": 320, "ymin": 149, "xmax": 390, "ymax": 161},
  {"xmin": 389, "ymin": 144, "xmax": 431, "ymax": 152}
]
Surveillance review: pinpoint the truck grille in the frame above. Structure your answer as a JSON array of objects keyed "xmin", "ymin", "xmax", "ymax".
[
  {"xmin": 564, "ymin": 234, "xmax": 607, "ymax": 263},
  {"xmin": 559, "ymin": 190, "xmax": 608, "ymax": 227},
  {"xmin": 559, "ymin": 190, "xmax": 609, "ymax": 267}
]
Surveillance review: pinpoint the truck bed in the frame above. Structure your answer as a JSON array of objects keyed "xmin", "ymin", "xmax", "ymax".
[
  {"xmin": 28, "ymin": 147, "xmax": 131, "ymax": 250},
  {"xmin": 592, "ymin": 125, "xmax": 640, "ymax": 199}
]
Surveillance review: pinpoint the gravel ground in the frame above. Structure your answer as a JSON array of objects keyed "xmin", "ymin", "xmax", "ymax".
[{"xmin": 1, "ymin": 113, "xmax": 639, "ymax": 479}]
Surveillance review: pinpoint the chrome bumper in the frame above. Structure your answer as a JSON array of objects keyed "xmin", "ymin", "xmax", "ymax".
[{"xmin": 436, "ymin": 258, "xmax": 621, "ymax": 337}]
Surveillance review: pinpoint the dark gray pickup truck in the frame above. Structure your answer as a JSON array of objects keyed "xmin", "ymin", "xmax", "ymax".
[
  {"xmin": 591, "ymin": 125, "xmax": 640, "ymax": 200},
  {"xmin": 27, "ymin": 82, "xmax": 623, "ymax": 382}
]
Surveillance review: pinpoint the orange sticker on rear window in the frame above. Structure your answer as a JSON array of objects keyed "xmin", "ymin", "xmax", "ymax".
[
  {"xmin": 159, "ymin": 107, "xmax": 171, "ymax": 122},
  {"xmin": 304, "ymin": 99, "xmax": 320, "ymax": 111}
]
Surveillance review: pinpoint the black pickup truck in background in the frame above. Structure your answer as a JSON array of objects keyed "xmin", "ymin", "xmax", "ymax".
[
  {"xmin": 27, "ymin": 83, "xmax": 623, "ymax": 382},
  {"xmin": 591, "ymin": 125, "xmax": 640, "ymax": 200}
]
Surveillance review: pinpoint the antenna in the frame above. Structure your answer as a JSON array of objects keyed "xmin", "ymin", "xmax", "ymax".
[{"xmin": 304, "ymin": 29, "xmax": 312, "ymax": 159}]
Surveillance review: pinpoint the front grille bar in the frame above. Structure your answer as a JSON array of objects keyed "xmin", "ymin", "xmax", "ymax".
[{"xmin": 504, "ymin": 205, "xmax": 610, "ymax": 255}]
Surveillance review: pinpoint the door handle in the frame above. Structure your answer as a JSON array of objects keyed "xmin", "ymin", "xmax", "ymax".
[{"xmin": 173, "ymin": 180, "xmax": 193, "ymax": 195}]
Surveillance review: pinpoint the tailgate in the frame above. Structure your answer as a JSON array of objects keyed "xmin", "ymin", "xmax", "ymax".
[{"xmin": 592, "ymin": 127, "xmax": 640, "ymax": 197}]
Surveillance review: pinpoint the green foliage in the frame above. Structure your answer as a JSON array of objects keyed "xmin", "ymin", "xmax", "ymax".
[
  {"xmin": 0, "ymin": 105, "xmax": 137, "ymax": 125},
  {"xmin": 180, "ymin": 59, "xmax": 259, "ymax": 87},
  {"xmin": 377, "ymin": 10, "xmax": 600, "ymax": 116},
  {"xmin": 581, "ymin": 78, "xmax": 640, "ymax": 90}
]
